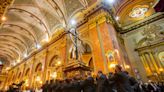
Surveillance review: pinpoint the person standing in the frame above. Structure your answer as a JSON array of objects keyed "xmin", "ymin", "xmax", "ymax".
[
  {"xmin": 81, "ymin": 72, "xmax": 96, "ymax": 92},
  {"xmin": 110, "ymin": 65, "xmax": 134, "ymax": 92},
  {"xmin": 96, "ymin": 71, "xmax": 113, "ymax": 92}
]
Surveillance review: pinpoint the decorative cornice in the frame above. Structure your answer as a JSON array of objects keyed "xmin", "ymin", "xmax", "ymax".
[
  {"xmin": 121, "ymin": 12, "xmax": 164, "ymax": 34},
  {"xmin": 135, "ymin": 39, "xmax": 164, "ymax": 52}
]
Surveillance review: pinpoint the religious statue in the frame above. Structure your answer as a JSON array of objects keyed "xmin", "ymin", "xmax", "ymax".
[{"xmin": 69, "ymin": 27, "xmax": 84, "ymax": 60}]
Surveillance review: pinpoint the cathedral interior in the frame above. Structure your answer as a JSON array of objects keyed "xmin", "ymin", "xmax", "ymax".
[{"xmin": 0, "ymin": 0, "xmax": 163, "ymax": 91}]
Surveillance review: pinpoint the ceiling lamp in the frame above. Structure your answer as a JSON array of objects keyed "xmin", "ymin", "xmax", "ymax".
[
  {"xmin": 70, "ymin": 19, "xmax": 76, "ymax": 26},
  {"xmin": 106, "ymin": 0, "xmax": 115, "ymax": 4},
  {"xmin": 57, "ymin": 61, "xmax": 61, "ymax": 65},
  {"xmin": 1, "ymin": 16, "xmax": 7, "ymax": 21},
  {"xmin": 109, "ymin": 63, "xmax": 116, "ymax": 68},
  {"xmin": 17, "ymin": 59, "xmax": 20, "ymax": 63},
  {"xmin": 45, "ymin": 34, "xmax": 50, "ymax": 42},
  {"xmin": 24, "ymin": 53, "xmax": 28, "ymax": 58},
  {"xmin": 36, "ymin": 44, "xmax": 41, "ymax": 49},
  {"xmin": 12, "ymin": 62, "xmax": 16, "ymax": 66},
  {"xmin": 115, "ymin": 16, "xmax": 119, "ymax": 21}
]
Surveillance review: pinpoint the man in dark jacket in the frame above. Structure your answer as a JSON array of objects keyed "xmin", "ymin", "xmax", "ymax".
[
  {"xmin": 97, "ymin": 71, "xmax": 113, "ymax": 92},
  {"xmin": 124, "ymin": 71, "xmax": 138, "ymax": 91},
  {"xmin": 110, "ymin": 65, "xmax": 134, "ymax": 92},
  {"xmin": 42, "ymin": 81, "xmax": 49, "ymax": 92},
  {"xmin": 81, "ymin": 72, "xmax": 96, "ymax": 92}
]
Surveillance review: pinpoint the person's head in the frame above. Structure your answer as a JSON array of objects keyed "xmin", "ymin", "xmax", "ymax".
[
  {"xmin": 97, "ymin": 71, "xmax": 103, "ymax": 78},
  {"xmin": 87, "ymin": 71, "xmax": 92, "ymax": 77},
  {"xmin": 115, "ymin": 65, "xmax": 122, "ymax": 73},
  {"xmin": 108, "ymin": 72, "xmax": 113, "ymax": 77},
  {"xmin": 124, "ymin": 71, "xmax": 129, "ymax": 75},
  {"xmin": 50, "ymin": 79, "xmax": 54, "ymax": 84}
]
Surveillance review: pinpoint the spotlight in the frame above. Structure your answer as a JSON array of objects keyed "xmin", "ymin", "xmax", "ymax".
[
  {"xmin": 1, "ymin": 16, "xmax": 7, "ymax": 21},
  {"xmin": 17, "ymin": 59, "xmax": 20, "ymax": 63},
  {"xmin": 106, "ymin": 0, "xmax": 115, "ymax": 4},
  {"xmin": 36, "ymin": 44, "xmax": 41, "ymax": 49},
  {"xmin": 24, "ymin": 53, "xmax": 27, "ymax": 58},
  {"xmin": 57, "ymin": 61, "xmax": 61, "ymax": 65},
  {"xmin": 109, "ymin": 63, "xmax": 116, "ymax": 68},
  {"xmin": 70, "ymin": 19, "xmax": 76, "ymax": 26},
  {"xmin": 115, "ymin": 16, "xmax": 119, "ymax": 21}
]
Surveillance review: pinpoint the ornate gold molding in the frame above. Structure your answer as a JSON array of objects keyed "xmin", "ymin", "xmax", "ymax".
[{"xmin": 0, "ymin": 0, "xmax": 14, "ymax": 23}]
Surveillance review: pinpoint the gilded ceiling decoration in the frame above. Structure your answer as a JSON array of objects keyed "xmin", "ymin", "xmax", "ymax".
[
  {"xmin": 115, "ymin": 0, "xmax": 157, "ymax": 27},
  {"xmin": 129, "ymin": 5, "xmax": 149, "ymax": 18}
]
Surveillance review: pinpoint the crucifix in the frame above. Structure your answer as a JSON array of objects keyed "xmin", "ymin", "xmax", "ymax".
[{"xmin": 68, "ymin": 27, "xmax": 83, "ymax": 60}]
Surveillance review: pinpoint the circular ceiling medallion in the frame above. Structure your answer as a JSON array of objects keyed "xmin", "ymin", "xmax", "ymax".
[{"xmin": 129, "ymin": 5, "xmax": 149, "ymax": 18}]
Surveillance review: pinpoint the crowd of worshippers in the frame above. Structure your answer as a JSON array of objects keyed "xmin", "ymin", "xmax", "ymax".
[
  {"xmin": 7, "ymin": 65, "xmax": 164, "ymax": 92},
  {"xmin": 41, "ymin": 65, "xmax": 164, "ymax": 92}
]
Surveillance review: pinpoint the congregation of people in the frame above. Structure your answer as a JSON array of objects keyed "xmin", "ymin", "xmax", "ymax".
[{"xmin": 7, "ymin": 65, "xmax": 164, "ymax": 92}]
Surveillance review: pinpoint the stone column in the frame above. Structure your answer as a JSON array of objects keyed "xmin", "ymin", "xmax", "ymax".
[
  {"xmin": 139, "ymin": 54, "xmax": 148, "ymax": 75},
  {"xmin": 153, "ymin": 52, "xmax": 164, "ymax": 69},
  {"xmin": 43, "ymin": 49, "xmax": 48, "ymax": 83},
  {"xmin": 141, "ymin": 54, "xmax": 152, "ymax": 75},
  {"xmin": 148, "ymin": 52, "xmax": 159, "ymax": 72},
  {"xmin": 95, "ymin": 20, "xmax": 108, "ymax": 73},
  {"xmin": 29, "ymin": 57, "xmax": 35, "ymax": 88},
  {"xmin": 145, "ymin": 53, "xmax": 159, "ymax": 80},
  {"xmin": 152, "ymin": 52, "xmax": 164, "ymax": 80},
  {"xmin": 142, "ymin": 53, "xmax": 153, "ymax": 74}
]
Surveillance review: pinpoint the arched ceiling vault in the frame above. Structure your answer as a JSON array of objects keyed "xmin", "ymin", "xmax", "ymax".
[
  {"xmin": 3, "ymin": 24, "xmax": 38, "ymax": 44},
  {"xmin": 0, "ymin": 0, "xmax": 90, "ymax": 67}
]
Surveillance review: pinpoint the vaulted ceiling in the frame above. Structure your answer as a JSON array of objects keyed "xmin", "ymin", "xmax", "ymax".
[
  {"xmin": 0, "ymin": 0, "xmax": 159, "ymax": 67},
  {"xmin": 0, "ymin": 0, "xmax": 94, "ymax": 66}
]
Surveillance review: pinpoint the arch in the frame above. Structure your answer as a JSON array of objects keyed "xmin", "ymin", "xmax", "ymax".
[
  {"xmin": 35, "ymin": 63, "xmax": 42, "ymax": 72},
  {"xmin": 0, "ymin": 46, "xmax": 20, "ymax": 58},
  {"xmin": 0, "ymin": 54, "xmax": 12, "ymax": 62},
  {"xmin": 3, "ymin": 24, "xmax": 38, "ymax": 45},
  {"xmin": 46, "ymin": 0, "xmax": 67, "ymax": 24},
  {"xmin": 0, "ymin": 37, "xmax": 26, "ymax": 52},
  {"xmin": 68, "ymin": 8, "xmax": 84, "ymax": 21},
  {"xmin": 49, "ymin": 55, "xmax": 59, "ymax": 67},
  {"xmin": 137, "ymin": 37, "xmax": 147, "ymax": 47},
  {"xmin": 88, "ymin": 58, "xmax": 94, "ymax": 70},
  {"xmin": 18, "ymin": 72, "xmax": 22, "ymax": 79},
  {"xmin": 0, "ymin": 35, "xmax": 28, "ymax": 49},
  {"xmin": 81, "ymin": 39, "xmax": 96, "ymax": 71},
  {"xmin": 0, "ymin": 48, "xmax": 17, "ymax": 58},
  {"xmin": 8, "ymin": 8, "xmax": 51, "ymax": 37},
  {"xmin": 82, "ymin": 43, "xmax": 92, "ymax": 54},
  {"xmin": 0, "ymin": 50, "xmax": 15, "ymax": 60},
  {"xmin": 25, "ymin": 68, "xmax": 30, "ymax": 76}
]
